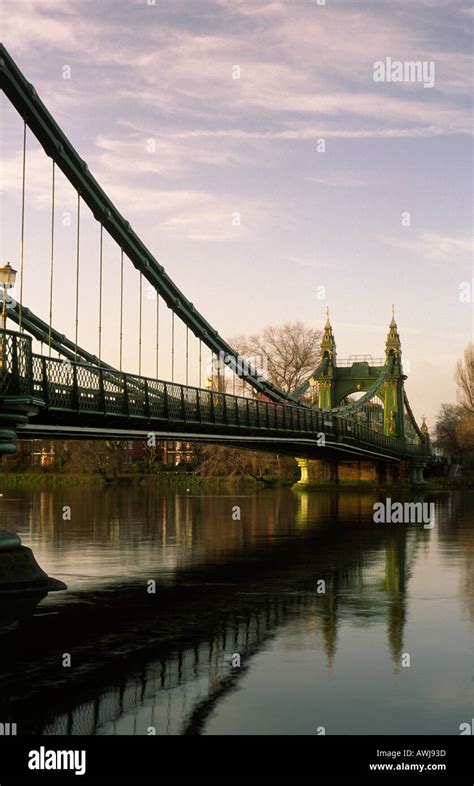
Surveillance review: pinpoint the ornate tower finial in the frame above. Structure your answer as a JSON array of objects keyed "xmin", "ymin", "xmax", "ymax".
[
  {"xmin": 320, "ymin": 307, "xmax": 336, "ymax": 361},
  {"xmin": 390, "ymin": 304, "xmax": 397, "ymax": 328},
  {"xmin": 386, "ymin": 306, "xmax": 401, "ymax": 360}
]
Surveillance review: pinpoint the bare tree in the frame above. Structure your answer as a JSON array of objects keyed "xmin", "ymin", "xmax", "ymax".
[
  {"xmin": 230, "ymin": 320, "xmax": 322, "ymax": 395},
  {"xmin": 455, "ymin": 343, "xmax": 474, "ymax": 413},
  {"xmin": 435, "ymin": 404, "xmax": 464, "ymax": 461},
  {"xmin": 456, "ymin": 412, "xmax": 474, "ymax": 459},
  {"xmin": 197, "ymin": 322, "xmax": 322, "ymax": 480},
  {"xmin": 197, "ymin": 445, "xmax": 295, "ymax": 485},
  {"xmin": 67, "ymin": 441, "xmax": 127, "ymax": 478}
]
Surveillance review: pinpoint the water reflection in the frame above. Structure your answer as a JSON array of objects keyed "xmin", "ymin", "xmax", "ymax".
[{"xmin": 0, "ymin": 486, "xmax": 472, "ymax": 735}]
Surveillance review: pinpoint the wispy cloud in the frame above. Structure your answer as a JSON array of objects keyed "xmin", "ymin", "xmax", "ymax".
[{"xmin": 379, "ymin": 231, "xmax": 473, "ymax": 263}]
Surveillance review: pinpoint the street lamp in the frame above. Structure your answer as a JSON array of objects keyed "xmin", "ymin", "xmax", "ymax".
[{"xmin": 0, "ymin": 263, "xmax": 17, "ymax": 330}]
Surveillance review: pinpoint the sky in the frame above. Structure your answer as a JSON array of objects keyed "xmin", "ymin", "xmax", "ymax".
[{"xmin": 0, "ymin": 0, "xmax": 472, "ymax": 426}]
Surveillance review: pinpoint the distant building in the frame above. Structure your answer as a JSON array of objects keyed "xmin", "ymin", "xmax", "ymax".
[
  {"xmin": 162, "ymin": 441, "xmax": 194, "ymax": 465},
  {"xmin": 4, "ymin": 439, "xmax": 195, "ymax": 469}
]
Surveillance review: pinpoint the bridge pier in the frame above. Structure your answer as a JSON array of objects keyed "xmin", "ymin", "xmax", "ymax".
[
  {"xmin": 0, "ymin": 408, "xmax": 29, "ymax": 455},
  {"xmin": 409, "ymin": 458, "xmax": 428, "ymax": 485},
  {"xmin": 294, "ymin": 458, "xmax": 339, "ymax": 489},
  {"xmin": 294, "ymin": 457, "xmax": 428, "ymax": 489},
  {"xmin": 294, "ymin": 458, "xmax": 413, "ymax": 489}
]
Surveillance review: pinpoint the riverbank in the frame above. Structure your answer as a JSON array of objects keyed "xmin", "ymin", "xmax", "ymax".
[
  {"xmin": 0, "ymin": 472, "xmax": 268, "ymax": 490},
  {"xmin": 0, "ymin": 471, "xmax": 471, "ymax": 490}
]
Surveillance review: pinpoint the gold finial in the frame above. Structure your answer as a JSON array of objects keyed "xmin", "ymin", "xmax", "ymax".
[
  {"xmin": 326, "ymin": 307, "xmax": 330, "ymax": 320},
  {"xmin": 389, "ymin": 304, "xmax": 397, "ymax": 328}
]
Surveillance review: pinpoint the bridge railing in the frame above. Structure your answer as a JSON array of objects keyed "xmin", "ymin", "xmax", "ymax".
[
  {"xmin": 26, "ymin": 350, "xmax": 429, "ymax": 458},
  {"xmin": 0, "ymin": 329, "xmax": 34, "ymax": 397},
  {"xmin": 0, "ymin": 331, "xmax": 427, "ymax": 457},
  {"xmin": 336, "ymin": 356, "xmax": 385, "ymax": 367}
]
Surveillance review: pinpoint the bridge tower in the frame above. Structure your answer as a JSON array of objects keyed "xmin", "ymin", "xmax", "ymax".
[
  {"xmin": 316, "ymin": 308, "xmax": 407, "ymax": 440},
  {"xmin": 382, "ymin": 307, "xmax": 405, "ymax": 440},
  {"xmin": 317, "ymin": 309, "xmax": 337, "ymax": 410}
]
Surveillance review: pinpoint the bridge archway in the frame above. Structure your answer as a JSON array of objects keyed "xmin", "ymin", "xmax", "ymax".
[
  {"xmin": 313, "ymin": 312, "xmax": 407, "ymax": 440},
  {"xmin": 341, "ymin": 390, "xmax": 385, "ymax": 432}
]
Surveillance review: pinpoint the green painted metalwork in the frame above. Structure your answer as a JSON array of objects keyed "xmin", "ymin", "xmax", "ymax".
[
  {"xmin": 291, "ymin": 311, "xmax": 422, "ymax": 443},
  {"xmin": 0, "ymin": 44, "xmax": 291, "ymax": 405},
  {"xmin": 6, "ymin": 299, "xmax": 115, "ymax": 369},
  {"xmin": 0, "ymin": 330, "xmax": 430, "ymax": 461},
  {"xmin": 0, "ymin": 48, "xmax": 429, "ymax": 464},
  {"xmin": 288, "ymin": 356, "xmax": 329, "ymax": 401}
]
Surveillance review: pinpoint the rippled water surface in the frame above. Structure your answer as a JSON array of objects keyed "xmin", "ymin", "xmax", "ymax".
[{"xmin": 0, "ymin": 485, "xmax": 472, "ymax": 735}]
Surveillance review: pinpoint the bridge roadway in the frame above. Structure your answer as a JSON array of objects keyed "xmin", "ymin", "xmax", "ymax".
[{"xmin": 0, "ymin": 330, "xmax": 428, "ymax": 463}]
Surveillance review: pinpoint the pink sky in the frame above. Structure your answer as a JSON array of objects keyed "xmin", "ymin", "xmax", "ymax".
[{"xmin": 0, "ymin": 0, "xmax": 472, "ymax": 426}]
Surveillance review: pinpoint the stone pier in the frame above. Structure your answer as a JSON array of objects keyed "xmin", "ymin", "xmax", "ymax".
[{"xmin": 294, "ymin": 457, "xmax": 422, "ymax": 489}]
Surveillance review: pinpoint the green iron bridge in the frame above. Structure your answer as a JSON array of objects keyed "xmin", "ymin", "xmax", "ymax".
[{"xmin": 0, "ymin": 45, "xmax": 431, "ymax": 479}]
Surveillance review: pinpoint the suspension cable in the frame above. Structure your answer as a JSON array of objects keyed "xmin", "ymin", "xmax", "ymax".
[
  {"xmin": 156, "ymin": 293, "xmax": 160, "ymax": 379},
  {"xmin": 18, "ymin": 120, "xmax": 26, "ymax": 332},
  {"xmin": 98, "ymin": 224, "xmax": 103, "ymax": 366},
  {"xmin": 74, "ymin": 193, "xmax": 80, "ymax": 360},
  {"xmin": 185, "ymin": 326, "xmax": 189, "ymax": 386},
  {"xmin": 119, "ymin": 249, "xmax": 123, "ymax": 371},
  {"xmin": 171, "ymin": 310, "xmax": 175, "ymax": 382},
  {"xmin": 403, "ymin": 389, "xmax": 426, "ymax": 443},
  {"xmin": 48, "ymin": 161, "xmax": 55, "ymax": 357},
  {"xmin": 138, "ymin": 272, "xmax": 142, "ymax": 376},
  {"xmin": 199, "ymin": 339, "xmax": 202, "ymax": 387}
]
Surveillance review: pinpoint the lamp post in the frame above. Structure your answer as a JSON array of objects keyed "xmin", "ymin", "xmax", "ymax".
[
  {"xmin": 0, "ymin": 263, "xmax": 17, "ymax": 330},
  {"xmin": 0, "ymin": 263, "xmax": 17, "ymax": 371}
]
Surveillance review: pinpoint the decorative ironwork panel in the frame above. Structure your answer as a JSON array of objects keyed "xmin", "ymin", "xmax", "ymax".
[
  {"xmin": 125, "ymin": 375, "xmax": 147, "ymax": 417},
  {"xmin": 225, "ymin": 395, "xmax": 238, "ymax": 425},
  {"xmin": 166, "ymin": 384, "xmax": 183, "ymax": 420},
  {"xmin": 199, "ymin": 390, "xmax": 212, "ymax": 422},
  {"xmin": 0, "ymin": 331, "xmax": 33, "ymax": 396},
  {"xmin": 102, "ymin": 370, "xmax": 126, "ymax": 414},
  {"xmin": 45, "ymin": 358, "xmax": 75, "ymax": 408},
  {"xmin": 213, "ymin": 393, "xmax": 225, "ymax": 424},
  {"xmin": 75, "ymin": 365, "xmax": 101, "ymax": 410},
  {"xmin": 32, "ymin": 356, "xmax": 43, "ymax": 398},
  {"xmin": 147, "ymin": 380, "xmax": 167, "ymax": 419},
  {"xmin": 183, "ymin": 388, "xmax": 198, "ymax": 421},
  {"xmin": 247, "ymin": 400, "xmax": 258, "ymax": 427}
]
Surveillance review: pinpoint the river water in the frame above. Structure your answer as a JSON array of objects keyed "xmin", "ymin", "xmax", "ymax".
[{"xmin": 0, "ymin": 485, "xmax": 472, "ymax": 736}]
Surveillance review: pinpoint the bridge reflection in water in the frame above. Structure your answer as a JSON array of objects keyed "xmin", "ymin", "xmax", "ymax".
[{"xmin": 0, "ymin": 488, "xmax": 468, "ymax": 736}]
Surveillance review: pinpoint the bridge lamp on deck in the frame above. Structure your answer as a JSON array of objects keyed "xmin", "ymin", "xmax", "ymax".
[{"xmin": 0, "ymin": 263, "xmax": 17, "ymax": 329}]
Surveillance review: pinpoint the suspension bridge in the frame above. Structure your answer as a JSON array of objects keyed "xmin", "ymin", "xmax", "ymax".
[{"xmin": 0, "ymin": 45, "xmax": 431, "ymax": 481}]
